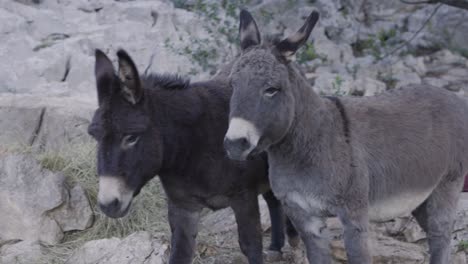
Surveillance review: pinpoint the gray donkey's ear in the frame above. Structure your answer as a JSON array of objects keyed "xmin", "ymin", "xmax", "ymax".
[
  {"xmin": 239, "ymin": 9, "xmax": 261, "ymax": 51},
  {"xmin": 117, "ymin": 49, "xmax": 142, "ymax": 105},
  {"xmin": 95, "ymin": 49, "xmax": 116, "ymax": 105},
  {"xmin": 276, "ymin": 11, "xmax": 319, "ymax": 62}
]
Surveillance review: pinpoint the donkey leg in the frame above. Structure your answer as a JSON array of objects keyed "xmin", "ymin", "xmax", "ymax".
[
  {"xmin": 231, "ymin": 195, "xmax": 264, "ymax": 264},
  {"xmin": 411, "ymin": 201, "xmax": 429, "ymax": 232},
  {"xmin": 286, "ymin": 216, "xmax": 300, "ymax": 247},
  {"xmin": 338, "ymin": 208, "xmax": 371, "ymax": 264},
  {"xmin": 283, "ymin": 206, "xmax": 331, "ymax": 264},
  {"xmin": 167, "ymin": 201, "xmax": 202, "ymax": 264},
  {"xmin": 412, "ymin": 175, "xmax": 464, "ymax": 264},
  {"xmin": 263, "ymin": 190, "xmax": 285, "ymax": 252}
]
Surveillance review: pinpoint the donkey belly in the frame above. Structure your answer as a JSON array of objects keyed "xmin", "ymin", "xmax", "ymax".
[{"xmin": 368, "ymin": 189, "xmax": 434, "ymax": 222}]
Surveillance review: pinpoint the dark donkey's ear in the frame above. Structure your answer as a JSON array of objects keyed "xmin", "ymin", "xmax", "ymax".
[
  {"xmin": 95, "ymin": 49, "xmax": 116, "ymax": 105},
  {"xmin": 239, "ymin": 9, "xmax": 261, "ymax": 51},
  {"xmin": 117, "ymin": 49, "xmax": 142, "ymax": 105},
  {"xmin": 275, "ymin": 11, "xmax": 319, "ymax": 62}
]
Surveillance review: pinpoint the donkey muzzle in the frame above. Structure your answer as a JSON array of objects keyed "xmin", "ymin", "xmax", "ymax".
[
  {"xmin": 99, "ymin": 198, "xmax": 131, "ymax": 218},
  {"xmin": 98, "ymin": 175, "xmax": 133, "ymax": 218},
  {"xmin": 224, "ymin": 137, "xmax": 255, "ymax": 161}
]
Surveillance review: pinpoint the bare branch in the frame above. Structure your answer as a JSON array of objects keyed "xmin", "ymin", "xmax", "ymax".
[
  {"xmin": 399, "ymin": 0, "xmax": 434, "ymax": 4},
  {"xmin": 380, "ymin": 4, "xmax": 443, "ymax": 60},
  {"xmin": 401, "ymin": 0, "xmax": 468, "ymax": 9},
  {"xmin": 437, "ymin": 0, "xmax": 468, "ymax": 9}
]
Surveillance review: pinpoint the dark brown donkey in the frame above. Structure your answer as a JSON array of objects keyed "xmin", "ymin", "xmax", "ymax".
[{"xmin": 88, "ymin": 49, "xmax": 298, "ymax": 264}]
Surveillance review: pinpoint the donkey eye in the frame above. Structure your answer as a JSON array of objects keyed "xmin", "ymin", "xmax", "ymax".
[
  {"xmin": 121, "ymin": 134, "xmax": 139, "ymax": 149},
  {"xmin": 264, "ymin": 87, "xmax": 280, "ymax": 97}
]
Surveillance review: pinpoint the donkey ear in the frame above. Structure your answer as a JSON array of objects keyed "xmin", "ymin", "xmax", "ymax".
[
  {"xmin": 117, "ymin": 49, "xmax": 142, "ymax": 105},
  {"xmin": 275, "ymin": 11, "xmax": 319, "ymax": 62},
  {"xmin": 95, "ymin": 49, "xmax": 116, "ymax": 105},
  {"xmin": 239, "ymin": 9, "xmax": 261, "ymax": 51}
]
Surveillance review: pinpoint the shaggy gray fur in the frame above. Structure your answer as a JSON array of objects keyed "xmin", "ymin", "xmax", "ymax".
[{"xmin": 224, "ymin": 10, "xmax": 468, "ymax": 264}]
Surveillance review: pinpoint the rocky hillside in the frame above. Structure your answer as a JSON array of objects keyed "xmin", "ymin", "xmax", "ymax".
[{"xmin": 1, "ymin": 0, "xmax": 468, "ymax": 263}]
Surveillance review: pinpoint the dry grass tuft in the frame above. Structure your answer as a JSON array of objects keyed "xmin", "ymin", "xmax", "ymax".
[{"xmin": 35, "ymin": 143, "xmax": 169, "ymax": 263}]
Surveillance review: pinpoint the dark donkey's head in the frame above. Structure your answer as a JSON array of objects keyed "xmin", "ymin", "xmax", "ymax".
[
  {"xmin": 224, "ymin": 10, "xmax": 319, "ymax": 161},
  {"xmin": 88, "ymin": 50, "xmax": 163, "ymax": 218}
]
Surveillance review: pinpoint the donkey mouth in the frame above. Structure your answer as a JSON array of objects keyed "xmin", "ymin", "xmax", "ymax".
[
  {"xmin": 99, "ymin": 200, "xmax": 132, "ymax": 219},
  {"xmin": 225, "ymin": 146, "xmax": 262, "ymax": 161}
]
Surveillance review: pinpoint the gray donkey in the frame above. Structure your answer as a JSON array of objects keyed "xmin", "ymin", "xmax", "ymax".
[{"xmin": 224, "ymin": 10, "xmax": 468, "ymax": 264}]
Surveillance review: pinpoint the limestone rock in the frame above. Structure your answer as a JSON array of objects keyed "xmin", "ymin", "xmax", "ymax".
[
  {"xmin": 0, "ymin": 154, "xmax": 93, "ymax": 245},
  {"xmin": 350, "ymin": 77, "xmax": 387, "ymax": 96},
  {"xmin": 0, "ymin": 95, "xmax": 94, "ymax": 151},
  {"xmin": 0, "ymin": 107, "xmax": 45, "ymax": 148},
  {"xmin": 0, "ymin": 241, "xmax": 45, "ymax": 264},
  {"xmin": 453, "ymin": 251, "xmax": 467, "ymax": 264},
  {"xmin": 50, "ymin": 185, "xmax": 94, "ymax": 232},
  {"xmin": 66, "ymin": 232, "xmax": 170, "ymax": 264},
  {"xmin": 0, "ymin": 154, "xmax": 65, "ymax": 245}
]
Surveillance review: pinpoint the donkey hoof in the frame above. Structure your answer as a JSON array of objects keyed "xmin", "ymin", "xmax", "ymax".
[
  {"xmin": 263, "ymin": 250, "xmax": 283, "ymax": 262},
  {"xmin": 288, "ymin": 236, "xmax": 300, "ymax": 248}
]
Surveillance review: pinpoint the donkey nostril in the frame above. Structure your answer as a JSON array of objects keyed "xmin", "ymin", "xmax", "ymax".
[
  {"xmin": 109, "ymin": 198, "xmax": 120, "ymax": 208},
  {"xmin": 239, "ymin": 137, "xmax": 249, "ymax": 147}
]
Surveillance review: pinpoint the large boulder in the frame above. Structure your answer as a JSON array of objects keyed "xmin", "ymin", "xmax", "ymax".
[
  {"xmin": 0, "ymin": 0, "xmax": 238, "ymax": 96},
  {"xmin": 0, "ymin": 95, "xmax": 94, "ymax": 151},
  {"xmin": 66, "ymin": 231, "xmax": 170, "ymax": 264},
  {"xmin": 406, "ymin": 4, "xmax": 468, "ymax": 53},
  {"xmin": 0, "ymin": 154, "xmax": 93, "ymax": 245},
  {"xmin": 0, "ymin": 241, "xmax": 45, "ymax": 264}
]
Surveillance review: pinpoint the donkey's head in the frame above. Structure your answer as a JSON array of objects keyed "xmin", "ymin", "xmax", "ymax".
[
  {"xmin": 88, "ymin": 49, "xmax": 162, "ymax": 218},
  {"xmin": 224, "ymin": 10, "xmax": 319, "ymax": 161}
]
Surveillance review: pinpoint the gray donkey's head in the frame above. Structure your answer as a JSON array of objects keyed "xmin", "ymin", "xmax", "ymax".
[{"xmin": 224, "ymin": 10, "xmax": 319, "ymax": 161}]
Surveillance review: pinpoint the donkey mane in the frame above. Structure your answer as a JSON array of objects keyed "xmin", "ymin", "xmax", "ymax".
[
  {"xmin": 142, "ymin": 73, "xmax": 190, "ymax": 90},
  {"xmin": 262, "ymin": 34, "xmax": 282, "ymax": 48}
]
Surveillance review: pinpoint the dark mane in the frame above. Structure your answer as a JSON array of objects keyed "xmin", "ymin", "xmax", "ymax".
[
  {"xmin": 262, "ymin": 34, "xmax": 282, "ymax": 48},
  {"xmin": 142, "ymin": 73, "xmax": 190, "ymax": 90}
]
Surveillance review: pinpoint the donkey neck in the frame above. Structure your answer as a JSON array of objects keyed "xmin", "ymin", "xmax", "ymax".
[
  {"xmin": 146, "ymin": 81, "xmax": 231, "ymax": 174},
  {"xmin": 145, "ymin": 87, "xmax": 204, "ymax": 173},
  {"xmin": 271, "ymin": 70, "xmax": 340, "ymax": 165},
  {"xmin": 290, "ymin": 67, "xmax": 327, "ymax": 140}
]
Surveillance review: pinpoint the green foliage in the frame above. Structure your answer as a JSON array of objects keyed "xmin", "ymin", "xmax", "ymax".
[
  {"xmin": 286, "ymin": 0, "xmax": 298, "ymax": 9},
  {"xmin": 377, "ymin": 71, "xmax": 397, "ymax": 90},
  {"xmin": 332, "ymin": 75, "xmax": 346, "ymax": 96},
  {"xmin": 377, "ymin": 28, "xmax": 397, "ymax": 47},
  {"xmin": 459, "ymin": 240, "xmax": 468, "ymax": 251},
  {"xmin": 165, "ymin": 37, "xmax": 219, "ymax": 73},
  {"xmin": 297, "ymin": 42, "xmax": 327, "ymax": 64},
  {"xmin": 451, "ymin": 47, "xmax": 468, "ymax": 59},
  {"xmin": 167, "ymin": 0, "xmax": 252, "ymax": 74},
  {"xmin": 352, "ymin": 28, "xmax": 399, "ymax": 59},
  {"xmin": 259, "ymin": 8, "xmax": 274, "ymax": 24},
  {"xmin": 171, "ymin": 0, "xmax": 189, "ymax": 9},
  {"xmin": 339, "ymin": 6, "xmax": 349, "ymax": 17}
]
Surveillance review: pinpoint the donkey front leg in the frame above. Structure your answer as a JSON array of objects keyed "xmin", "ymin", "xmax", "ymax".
[
  {"xmin": 286, "ymin": 216, "xmax": 300, "ymax": 247},
  {"xmin": 337, "ymin": 208, "xmax": 372, "ymax": 264},
  {"xmin": 231, "ymin": 195, "xmax": 264, "ymax": 264},
  {"xmin": 263, "ymin": 190, "xmax": 285, "ymax": 253},
  {"xmin": 167, "ymin": 201, "xmax": 201, "ymax": 264},
  {"xmin": 283, "ymin": 205, "xmax": 331, "ymax": 264}
]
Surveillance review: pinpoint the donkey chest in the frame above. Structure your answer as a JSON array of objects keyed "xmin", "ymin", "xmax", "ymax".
[
  {"xmin": 161, "ymin": 175, "xmax": 232, "ymax": 210},
  {"xmin": 269, "ymin": 169, "xmax": 331, "ymax": 215}
]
